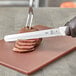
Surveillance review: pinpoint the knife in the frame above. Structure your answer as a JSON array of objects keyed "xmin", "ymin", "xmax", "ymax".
[{"xmin": 4, "ymin": 26, "xmax": 67, "ymax": 42}]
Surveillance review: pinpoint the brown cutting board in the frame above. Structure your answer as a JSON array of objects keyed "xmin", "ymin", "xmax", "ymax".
[{"xmin": 0, "ymin": 25, "xmax": 76, "ymax": 75}]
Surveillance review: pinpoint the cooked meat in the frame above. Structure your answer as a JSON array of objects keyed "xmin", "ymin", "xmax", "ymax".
[{"xmin": 13, "ymin": 27, "xmax": 42, "ymax": 53}]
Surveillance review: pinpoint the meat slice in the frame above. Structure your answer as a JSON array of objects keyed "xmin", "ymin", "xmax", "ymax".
[{"xmin": 13, "ymin": 47, "xmax": 35, "ymax": 53}]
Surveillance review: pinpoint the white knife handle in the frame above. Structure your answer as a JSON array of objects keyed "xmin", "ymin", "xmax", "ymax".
[{"xmin": 59, "ymin": 26, "xmax": 67, "ymax": 35}]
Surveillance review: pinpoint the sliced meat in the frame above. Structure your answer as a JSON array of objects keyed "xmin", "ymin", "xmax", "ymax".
[
  {"xmin": 15, "ymin": 43, "xmax": 34, "ymax": 49},
  {"xmin": 13, "ymin": 26, "xmax": 42, "ymax": 53},
  {"xmin": 13, "ymin": 47, "xmax": 35, "ymax": 53},
  {"xmin": 17, "ymin": 39, "xmax": 36, "ymax": 43},
  {"xmin": 15, "ymin": 40, "xmax": 36, "ymax": 46}
]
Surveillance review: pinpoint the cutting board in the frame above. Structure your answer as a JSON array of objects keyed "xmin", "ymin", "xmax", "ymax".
[{"xmin": 0, "ymin": 25, "xmax": 76, "ymax": 75}]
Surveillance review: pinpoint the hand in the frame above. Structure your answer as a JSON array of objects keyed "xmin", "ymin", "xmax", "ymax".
[{"xmin": 65, "ymin": 16, "xmax": 76, "ymax": 37}]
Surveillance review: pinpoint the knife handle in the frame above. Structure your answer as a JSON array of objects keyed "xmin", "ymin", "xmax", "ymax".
[{"xmin": 59, "ymin": 26, "xmax": 67, "ymax": 35}]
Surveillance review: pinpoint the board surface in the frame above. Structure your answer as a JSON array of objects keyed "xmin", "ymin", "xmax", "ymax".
[{"xmin": 0, "ymin": 25, "xmax": 76, "ymax": 74}]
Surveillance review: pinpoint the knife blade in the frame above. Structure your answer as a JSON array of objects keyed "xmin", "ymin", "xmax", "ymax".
[{"xmin": 4, "ymin": 26, "xmax": 67, "ymax": 42}]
